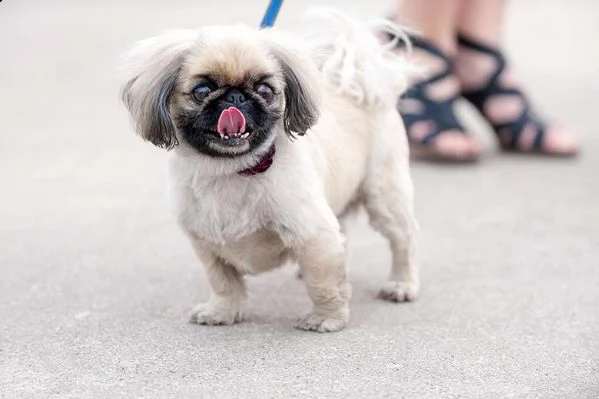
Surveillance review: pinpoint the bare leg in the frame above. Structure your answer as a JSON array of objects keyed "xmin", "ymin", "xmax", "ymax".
[
  {"xmin": 455, "ymin": 0, "xmax": 577, "ymax": 154},
  {"xmin": 457, "ymin": 0, "xmax": 505, "ymax": 45},
  {"xmin": 393, "ymin": 0, "xmax": 481, "ymax": 159},
  {"xmin": 455, "ymin": 0, "xmax": 508, "ymax": 92},
  {"xmin": 189, "ymin": 242, "xmax": 245, "ymax": 325},
  {"xmin": 395, "ymin": 0, "xmax": 461, "ymax": 52},
  {"xmin": 295, "ymin": 228, "xmax": 351, "ymax": 333}
]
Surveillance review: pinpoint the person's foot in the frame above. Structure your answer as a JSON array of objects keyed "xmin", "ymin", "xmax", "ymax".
[
  {"xmin": 394, "ymin": 36, "xmax": 481, "ymax": 162},
  {"xmin": 455, "ymin": 34, "xmax": 578, "ymax": 156}
]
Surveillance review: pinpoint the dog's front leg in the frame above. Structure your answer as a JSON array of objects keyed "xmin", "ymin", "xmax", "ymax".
[
  {"xmin": 188, "ymin": 242, "xmax": 245, "ymax": 326},
  {"xmin": 294, "ymin": 228, "xmax": 351, "ymax": 333}
]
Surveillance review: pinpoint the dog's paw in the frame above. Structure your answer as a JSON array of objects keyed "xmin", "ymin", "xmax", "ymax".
[
  {"xmin": 295, "ymin": 312, "xmax": 348, "ymax": 333},
  {"xmin": 189, "ymin": 303, "xmax": 242, "ymax": 326},
  {"xmin": 378, "ymin": 280, "xmax": 420, "ymax": 302}
]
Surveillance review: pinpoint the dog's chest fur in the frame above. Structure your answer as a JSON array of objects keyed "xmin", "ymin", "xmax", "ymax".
[
  {"xmin": 168, "ymin": 149, "xmax": 330, "ymax": 273},
  {"xmin": 170, "ymin": 172, "xmax": 287, "ymax": 272},
  {"xmin": 174, "ymin": 172, "xmax": 275, "ymax": 243}
]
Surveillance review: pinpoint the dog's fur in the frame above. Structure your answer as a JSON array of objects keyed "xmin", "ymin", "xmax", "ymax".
[{"xmin": 120, "ymin": 9, "xmax": 419, "ymax": 332}]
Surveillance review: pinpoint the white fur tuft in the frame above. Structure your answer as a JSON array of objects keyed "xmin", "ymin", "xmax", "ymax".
[{"xmin": 301, "ymin": 7, "xmax": 416, "ymax": 107}]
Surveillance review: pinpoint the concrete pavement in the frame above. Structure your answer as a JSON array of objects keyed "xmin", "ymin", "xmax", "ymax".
[{"xmin": 1, "ymin": 0, "xmax": 598, "ymax": 397}]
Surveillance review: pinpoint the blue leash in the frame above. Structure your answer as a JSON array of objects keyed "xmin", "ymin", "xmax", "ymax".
[{"xmin": 260, "ymin": 0, "xmax": 283, "ymax": 28}]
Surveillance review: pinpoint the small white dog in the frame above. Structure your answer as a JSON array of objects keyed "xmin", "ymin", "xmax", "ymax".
[{"xmin": 120, "ymin": 9, "xmax": 419, "ymax": 332}]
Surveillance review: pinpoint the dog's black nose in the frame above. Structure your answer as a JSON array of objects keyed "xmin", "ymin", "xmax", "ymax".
[{"xmin": 225, "ymin": 90, "xmax": 247, "ymax": 107}]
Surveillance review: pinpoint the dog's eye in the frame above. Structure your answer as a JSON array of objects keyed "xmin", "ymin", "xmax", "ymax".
[
  {"xmin": 191, "ymin": 84, "xmax": 213, "ymax": 102},
  {"xmin": 255, "ymin": 83, "xmax": 274, "ymax": 97}
]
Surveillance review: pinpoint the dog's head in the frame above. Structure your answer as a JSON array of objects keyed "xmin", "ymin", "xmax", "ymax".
[{"xmin": 120, "ymin": 26, "xmax": 320, "ymax": 158}]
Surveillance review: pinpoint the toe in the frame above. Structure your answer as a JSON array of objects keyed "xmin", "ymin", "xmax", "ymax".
[
  {"xmin": 432, "ymin": 130, "xmax": 481, "ymax": 161},
  {"xmin": 408, "ymin": 120, "xmax": 434, "ymax": 142},
  {"xmin": 541, "ymin": 125, "xmax": 579, "ymax": 155}
]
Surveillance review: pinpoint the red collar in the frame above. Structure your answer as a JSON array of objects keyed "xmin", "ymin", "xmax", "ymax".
[{"xmin": 238, "ymin": 145, "xmax": 276, "ymax": 176}]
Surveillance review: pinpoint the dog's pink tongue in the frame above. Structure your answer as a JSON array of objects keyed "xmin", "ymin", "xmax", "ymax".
[{"xmin": 217, "ymin": 107, "xmax": 246, "ymax": 137}]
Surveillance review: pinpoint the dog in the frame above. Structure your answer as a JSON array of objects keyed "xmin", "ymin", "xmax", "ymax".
[{"xmin": 120, "ymin": 9, "xmax": 419, "ymax": 332}]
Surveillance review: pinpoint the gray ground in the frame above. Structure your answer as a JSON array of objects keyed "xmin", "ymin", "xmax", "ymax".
[{"xmin": 1, "ymin": 0, "xmax": 598, "ymax": 397}]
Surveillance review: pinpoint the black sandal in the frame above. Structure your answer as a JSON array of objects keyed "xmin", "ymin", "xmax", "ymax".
[
  {"xmin": 458, "ymin": 33, "xmax": 577, "ymax": 156},
  {"xmin": 392, "ymin": 35, "xmax": 479, "ymax": 162}
]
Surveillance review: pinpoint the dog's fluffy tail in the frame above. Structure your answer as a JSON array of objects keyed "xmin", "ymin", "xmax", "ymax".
[{"xmin": 301, "ymin": 8, "xmax": 415, "ymax": 108}]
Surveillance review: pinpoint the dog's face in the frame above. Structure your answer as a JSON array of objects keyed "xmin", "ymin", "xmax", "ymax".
[
  {"xmin": 121, "ymin": 26, "xmax": 320, "ymax": 158},
  {"xmin": 172, "ymin": 38, "xmax": 285, "ymax": 157}
]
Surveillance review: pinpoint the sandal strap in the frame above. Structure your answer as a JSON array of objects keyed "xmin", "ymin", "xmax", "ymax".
[
  {"xmin": 408, "ymin": 35, "xmax": 450, "ymax": 66},
  {"xmin": 458, "ymin": 33, "xmax": 508, "ymax": 108},
  {"xmin": 386, "ymin": 32, "xmax": 454, "ymax": 85},
  {"xmin": 458, "ymin": 33, "xmax": 546, "ymax": 151},
  {"xmin": 388, "ymin": 32, "xmax": 465, "ymax": 145},
  {"xmin": 400, "ymin": 90, "xmax": 464, "ymax": 145}
]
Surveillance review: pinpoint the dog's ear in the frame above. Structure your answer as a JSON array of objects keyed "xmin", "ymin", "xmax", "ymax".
[
  {"xmin": 120, "ymin": 30, "xmax": 199, "ymax": 149},
  {"xmin": 266, "ymin": 39, "xmax": 321, "ymax": 137}
]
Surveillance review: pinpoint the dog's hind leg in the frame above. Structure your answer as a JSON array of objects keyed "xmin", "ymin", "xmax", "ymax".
[{"xmin": 363, "ymin": 117, "xmax": 420, "ymax": 302}]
